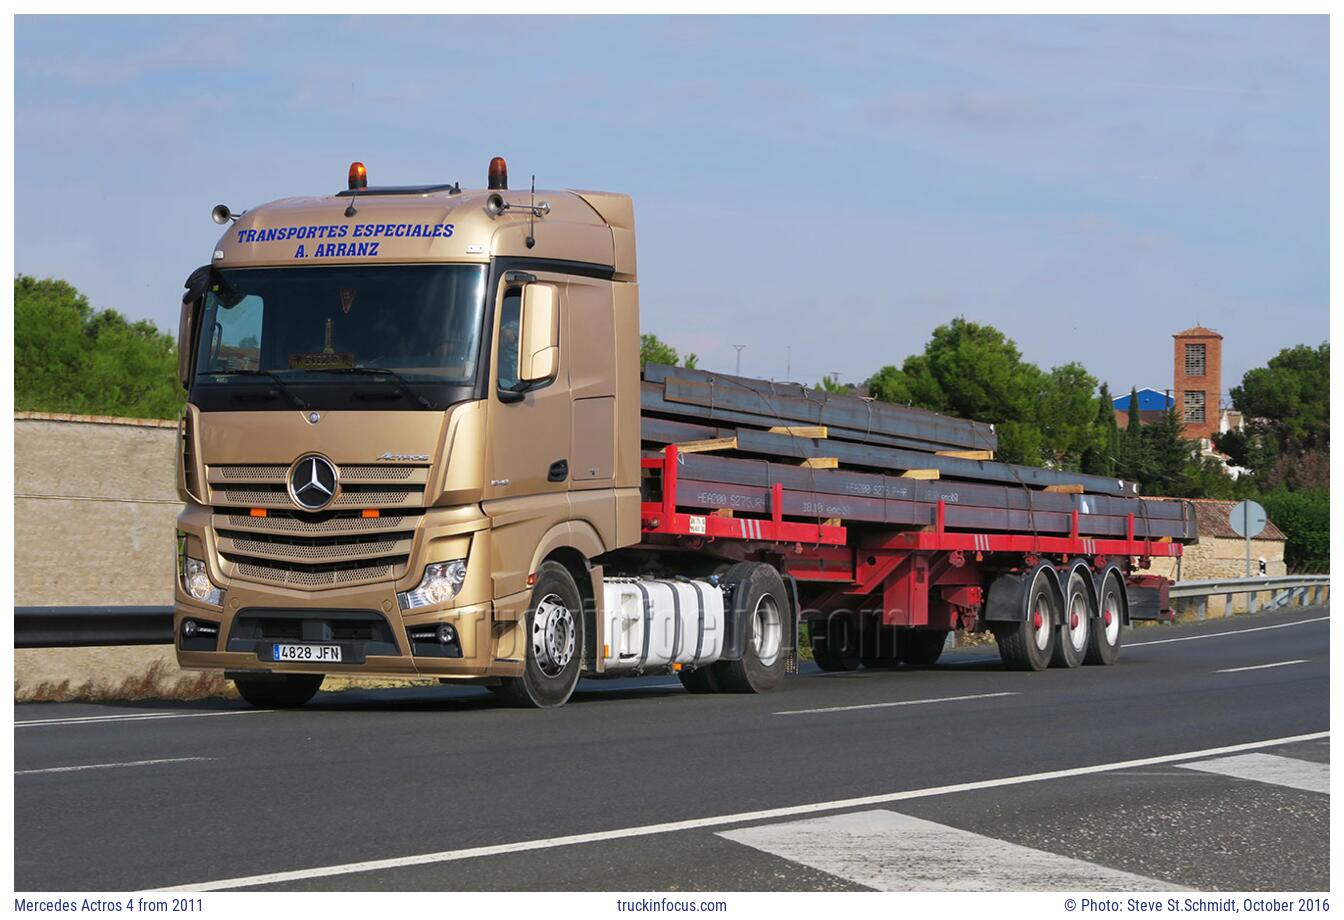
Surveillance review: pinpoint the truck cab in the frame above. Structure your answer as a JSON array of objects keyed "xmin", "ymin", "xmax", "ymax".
[{"xmin": 174, "ymin": 159, "xmax": 644, "ymax": 707}]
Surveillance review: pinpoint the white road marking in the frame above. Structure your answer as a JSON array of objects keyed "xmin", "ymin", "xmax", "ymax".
[
  {"xmin": 16, "ymin": 709, "xmax": 270, "ymax": 728},
  {"xmin": 1180, "ymin": 753, "xmax": 1329, "ymax": 794},
  {"xmin": 16, "ymin": 757, "xmax": 213, "ymax": 776},
  {"xmin": 151, "ymin": 730, "xmax": 1327, "ymax": 892},
  {"xmin": 1215, "ymin": 659, "xmax": 1309, "ymax": 673},
  {"xmin": 775, "ymin": 691, "xmax": 1017, "ymax": 716},
  {"xmin": 719, "ymin": 809, "xmax": 1180, "ymax": 891},
  {"xmin": 1128, "ymin": 616, "xmax": 1327, "ymax": 647}
]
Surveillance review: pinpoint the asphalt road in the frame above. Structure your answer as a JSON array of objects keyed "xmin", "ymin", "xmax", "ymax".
[{"xmin": 14, "ymin": 606, "xmax": 1330, "ymax": 892}]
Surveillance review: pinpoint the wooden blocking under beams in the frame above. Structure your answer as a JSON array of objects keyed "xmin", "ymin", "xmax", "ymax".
[
  {"xmin": 769, "ymin": 425, "xmax": 829, "ymax": 439},
  {"xmin": 935, "ymin": 449, "xmax": 994, "ymax": 461},
  {"xmin": 675, "ymin": 436, "xmax": 738, "ymax": 454},
  {"xmin": 800, "ymin": 457, "xmax": 839, "ymax": 469},
  {"xmin": 1044, "ymin": 483, "xmax": 1085, "ymax": 494},
  {"xmin": 901, "ymin": 469, "xmax": 940, "ymax": 480}
]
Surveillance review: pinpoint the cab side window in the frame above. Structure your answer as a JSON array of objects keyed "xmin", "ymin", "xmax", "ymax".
[{"xmin": 496, "ymin": 288, "xmax": 522, "ymax": 392}]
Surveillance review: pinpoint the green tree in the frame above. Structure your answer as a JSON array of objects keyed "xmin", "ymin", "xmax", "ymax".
[
  {"xmin": 1225, "ymin": 343, "xmax": 1329, "ymax": 488},
  {"xmin": 640, "ymin": 333, "xmax": 697, "ymax": 370},
  {"xmin": 866, "ymin": 318, "xmax": 1101, "ymax": 468},
  {"xmin": 1082, "ymin": 382, "xmax": 1119, "ymax": 477},
  {"xmin": 16, "ymin": 275, "xmax": 182, "ymax": 419},
  {"xmin": 815, "ymin": 375, "xmax": 851, "ymax": 395},
  {"xmin": 1141, "ymin": 407, "xmax": 1196, "ymax": 496},
  {"xmin": 1261, "ymin": 488, "xmax": 1330, "ymax": 572}
]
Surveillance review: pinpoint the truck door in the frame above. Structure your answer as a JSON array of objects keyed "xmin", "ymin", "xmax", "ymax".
[{"xmin": 482, "ymin": 270, "xmax": 573, "ymax": 601}]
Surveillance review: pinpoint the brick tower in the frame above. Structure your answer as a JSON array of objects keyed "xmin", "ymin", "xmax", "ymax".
[{"xmin": 1173, "ymin": 325, "xmax": 1222, "ymax": 442}]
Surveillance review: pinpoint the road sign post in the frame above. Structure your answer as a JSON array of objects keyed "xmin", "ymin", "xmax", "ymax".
[{"xmin": 1229, "ymin": 499, "xmax": 1268, "ymax": 578}]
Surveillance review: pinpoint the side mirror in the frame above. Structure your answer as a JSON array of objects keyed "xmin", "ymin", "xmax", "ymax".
[
  {"xmin": 177, "ymin": 298, "xmax": 197, "ymax": 389},
  {"xmin": 517, "ymin": 283, "xmax": 559, "ymax": 383}
]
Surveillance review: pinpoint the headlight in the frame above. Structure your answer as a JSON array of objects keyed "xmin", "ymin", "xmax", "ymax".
[
  {"xmin": 398, "ymin": 559, "xmax": 468, "ymax": 610},
  {"xmin": 181, "ymin": 556, "xmax": 225, "ymax": 606}
]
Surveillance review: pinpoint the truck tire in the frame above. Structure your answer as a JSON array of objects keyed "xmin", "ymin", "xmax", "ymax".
[
  {"xmin": 860, "ymin": 619, "xmax": 900, "ymax": 669},
  {"xmin": 899, "ymin": 629, "xmax": 949, "ymax": 667},
  {"xmin": 992, "ymin": 567, "xmax": 1058, "ymax": 671},
  {"xmin": 233, "ymin": 673, "xmax": 323, "ymax": 708},
  {"xmin": 495, "ymin": 561, "xmax": 586, "ymax": 708},
  {"xmin": 1050, "ymin": 570, "xmax": 1091, "ymax": 669},
  {"xmin": 809, "ymin": 616, "xmax": 862, "ymax": 672},
  {"xmin": 713, "ymin": 562, "xmax": 789, "ymax": 693},
  {"xmin": 1085, "ymin": 572, "xmax": 1125, "ymax": 666},
  {"xmin": 678, "ymin": 666, "xmax": 722, "ymax": 693}
]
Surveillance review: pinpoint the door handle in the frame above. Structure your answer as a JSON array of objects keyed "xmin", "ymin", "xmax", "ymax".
[{"xmin": 548, "ymin": 459, "xmax": 569, "ymax": 482}]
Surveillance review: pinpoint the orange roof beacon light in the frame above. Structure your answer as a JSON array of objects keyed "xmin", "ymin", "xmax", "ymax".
[
  {"xmin": 488, "ymin": 156, "xmax": 508, "ymax": 191},
  {"xmin": 348, "ymin": 161, "xmax": 368, "ymax": 190}
]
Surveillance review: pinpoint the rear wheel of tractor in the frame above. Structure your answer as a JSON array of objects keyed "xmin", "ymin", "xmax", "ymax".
[
  {"xmin": 678, "ymin": 665, "xmax": 722, "ymax": 693},
  {"xmin": 1050, "ymin": 571, "xmax": 1092, "ymax": 669},
  {"xmin": 495, "ymin": 561, "xmax": 586, "ymax": 709},
  {"xmin": 810, "ymin": 615, "xmax": 862, "ymax": 672},
  {"xmin": 1084, "ymin": 572, "xmax": 1125, "ymax": 666},
  {"xmin": 899, "ymin": 630, "xmax": 949, "ymax": 667},
  {"xmin": 992, "ymin": 568, "xmax": 1059, "ymax": 672},
  {"xmin": 234, "ymin": 673, "xmax": 324, "ymax": 708},
  {"xmin": 859, "ymin": 618, "xmax": 899, "ymax": 669},
  {"xmin": 713, "ymin": 563, "xmax": 789, "ymax": 693}
]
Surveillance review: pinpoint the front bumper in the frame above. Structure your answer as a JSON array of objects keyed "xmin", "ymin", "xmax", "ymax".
[{"xmin": 174, "ymin": 502, "xmax": 520, "ymax": 679}]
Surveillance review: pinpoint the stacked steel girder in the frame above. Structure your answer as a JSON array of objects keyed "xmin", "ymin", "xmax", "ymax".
[{"xmin": 640, "ymin": 365, "xmax": 1197, "ymax": 542}]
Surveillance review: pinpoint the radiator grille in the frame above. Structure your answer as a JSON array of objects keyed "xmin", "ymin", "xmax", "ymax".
[
  {"xmin": 233, "ymin": 560, "xmax": 398, "ymax": 588},
  {"xmin": 206, "ymin": 462, "xmax": 428, "ymax": 584}
]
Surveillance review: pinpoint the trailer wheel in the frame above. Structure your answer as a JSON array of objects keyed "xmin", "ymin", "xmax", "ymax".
[
  {"xmin": 992, "ymin": 568, "xmax": 1058, "ymax": 671},
  {"xmin": 1084, "ymin": 572, "xmax": 1125, "ymax": 666},
  {"xmin": 233, "ymin": 673, "xmax": 324, "ymax": 708},
  {"xmin": 899, "ymin": 630, "xmax": 949, "ymax": 667},
  {"xmin": 678, "ymin": 665, "xmax": 722, "ymax": 693},
  {"xmin": 810, "ymin": 616, "xmax": 862, "ymax": 672},
  {"xmin": 1050, "ymin": 570, "xmax": 1091, "ymax": 669},
  {"xmin": 714, "ymin": 562, "xmax": 788, "ymax": 693},
  {"xmin": 495, "ymin": 561, "xmax": 586, "ymax": 708}
]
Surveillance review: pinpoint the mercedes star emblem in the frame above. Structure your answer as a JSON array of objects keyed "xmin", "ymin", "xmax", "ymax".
[{"xmin": 288, "ymin": 455, "xmax": 338, "ymax": 511}]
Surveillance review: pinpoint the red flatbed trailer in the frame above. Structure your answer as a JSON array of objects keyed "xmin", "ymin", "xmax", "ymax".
[{"xmin": 637, "ymin": 444, "xmax": 1183, "ymax": 672}]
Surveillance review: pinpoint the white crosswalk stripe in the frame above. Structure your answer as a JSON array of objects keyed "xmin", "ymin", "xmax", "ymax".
[
  {"xmin": 1179, "ymin": 753, "xmax": 1329, "ymax": 794},
  {"xmin": 719, "ymin": 809, "xmax": 1181, "ymax": 891}
]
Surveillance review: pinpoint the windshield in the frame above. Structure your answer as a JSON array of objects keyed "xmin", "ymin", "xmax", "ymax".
[{"xmin": 190, "ymin": 264, "xmax": 487, "ymax": 411}]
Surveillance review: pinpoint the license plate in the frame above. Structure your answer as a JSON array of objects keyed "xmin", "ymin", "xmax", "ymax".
[{"xmin": 272, "ymin": 643, "xmax": 343, "ymax": 663}]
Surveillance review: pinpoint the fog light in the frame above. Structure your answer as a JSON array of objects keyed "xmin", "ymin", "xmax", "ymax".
[
  {"xmin": 398, "ymin": 559, "xmax": 468, "ymax": 610},
  {"xmin": 183, "ymin": 619, "xmax": 198, "ymax": 638},
  {"xmin": 181, "ymin": 556, "xmax": 225, "ymax": 606},
  {"xmin": 436, "ymin": 623, "xmax": 455, "ymax": 644}
]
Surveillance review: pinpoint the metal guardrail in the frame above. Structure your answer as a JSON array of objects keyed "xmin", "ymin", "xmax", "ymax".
[
  {"xmin": 13, "ymin": 576, "xmax": 1331, "ymax": 648},
  {"xmin": 15, "ymin": 605, "xmax": 173, "ymax": 649},
  {"xmin": 1168, "ymin": 575, "xmax": 1330, "ymax": 618}
]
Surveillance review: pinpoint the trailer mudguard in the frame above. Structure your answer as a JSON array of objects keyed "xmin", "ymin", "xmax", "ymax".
[
  {"xmin": 1094, "ymin": 564, "xmax": 1131, "ymax": 624},
  {"xmin": 984, "ymin": 563, "xmax": 1064, "ymax": 623}
]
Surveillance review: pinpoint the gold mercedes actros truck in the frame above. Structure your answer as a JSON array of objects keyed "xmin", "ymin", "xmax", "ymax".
[{"xmin": 174, "ymin": 157, "xmax": 1185, "ymax": 709}]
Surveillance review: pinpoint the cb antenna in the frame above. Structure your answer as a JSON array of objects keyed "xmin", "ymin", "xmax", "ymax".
[{"xmin": 526, "ymin": 174, "xmax": 537, "ymax": 249}]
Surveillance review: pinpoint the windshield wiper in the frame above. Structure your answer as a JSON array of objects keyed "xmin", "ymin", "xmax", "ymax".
[
  {"xmin": 216, "ymin": 370, "xmax": 310, "ymax": 409},
  {"xmin": 309, "ymin": 367, "xmax": 435, "ymax": 410}
]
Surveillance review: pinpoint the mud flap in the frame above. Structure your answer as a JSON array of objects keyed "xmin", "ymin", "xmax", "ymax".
[{"xmin": 1125, "ymin": 575, "xmax": 1170, "ymax": 622}]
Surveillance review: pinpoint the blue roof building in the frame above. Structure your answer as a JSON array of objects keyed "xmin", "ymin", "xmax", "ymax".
[{"xmin": 1112, "ymin": 387, "xmax": 1174, "ymax": 412}]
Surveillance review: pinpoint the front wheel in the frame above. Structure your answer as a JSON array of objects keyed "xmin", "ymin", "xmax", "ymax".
[
  {"xmin": 713, "ymin": 563, "xmax": 789, "ymax": 693},
  {"xmin": 494, "ymin": 561, "xmax": 586, "ymax": 708},
  {"xmin": 234, "ymin": 673, "xmax": 324, "ymax": 708}
]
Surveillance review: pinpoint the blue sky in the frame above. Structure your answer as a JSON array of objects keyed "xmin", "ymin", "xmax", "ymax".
[{"xmin": 15, "ymin": 15, "xmax": 1328, "ymax": 401}]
